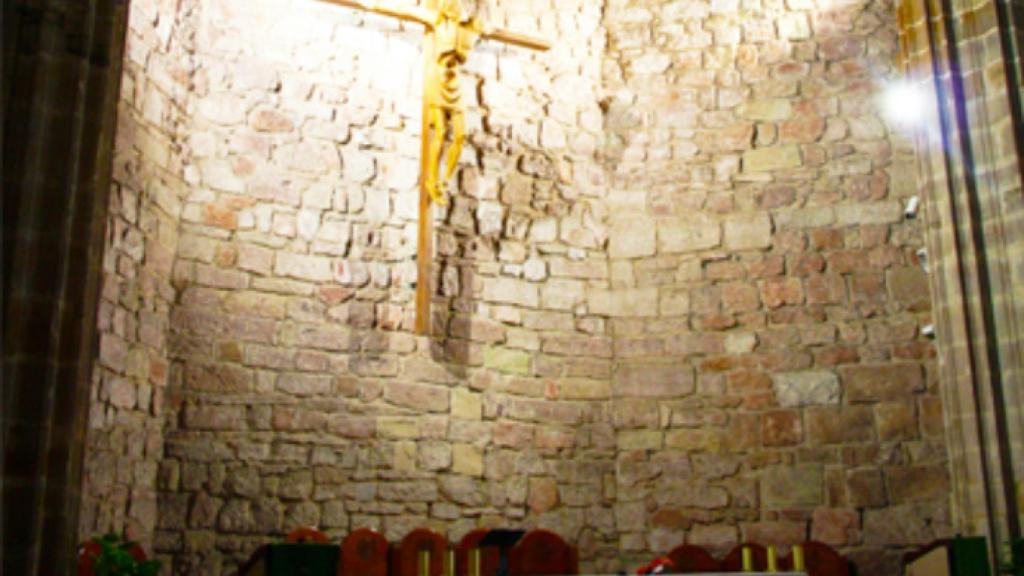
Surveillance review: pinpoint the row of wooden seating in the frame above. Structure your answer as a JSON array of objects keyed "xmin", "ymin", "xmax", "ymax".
[
  {"xmin": 664, "ymin": 542, "xmax": 850, "ymax": 575},
  {"xmin": 284, "ymin": 528, "xmax": 851, "ymax": 576},
  {"xmin": 282, "ymin": 527, "xmax": 578, "ymax": 576}
]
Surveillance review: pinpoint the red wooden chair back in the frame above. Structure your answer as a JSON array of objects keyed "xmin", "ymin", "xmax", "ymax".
[
  {"xmin": 790, "ymin": 541, "xmax": 851, "ymax": 576},
  {"xmin": 287, "ymin": 527, "xmax": 330, "ymax": 544},
  {"xmin": 721, "ymin": 543, "xmax": 768, "ymax": 572},
  {"xmin": 342, "ymin": 528, "xmax": 390, "ymax": 576},
  {"xmin": 456, "ymin": 528, "xmax": 501, "ymax": 576},
  {"xmin": 392, "ymin": 528, "xmax": 448, "ymax": 576},
  {"xmin": 509, "ymin": 529, "xmax": 578, "ymax": 576},
  {"xmin": 666, "ymin": 544, "xmax": 721, "ymax": 573}
]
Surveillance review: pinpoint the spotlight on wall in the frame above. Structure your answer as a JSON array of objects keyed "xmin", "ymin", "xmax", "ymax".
[
  {"xmin": 879, "ymin": 80, "xmax": 928, "ymax": 131},
  {"xmin": 922, "ymin": 324, "xmax": 936, "ymax": 338},
  {"xmin": 917, "ymin": 248, "xmax": 929, "ymax": 273},
  {"xmin": 904, "ymin": 195, "xmax": 920, "ymax": 219}
]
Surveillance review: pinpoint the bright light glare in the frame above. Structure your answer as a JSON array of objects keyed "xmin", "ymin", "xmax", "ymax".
[{"xmin": 879, "ymin": 80, "xmax": 928, "ymax": 130}]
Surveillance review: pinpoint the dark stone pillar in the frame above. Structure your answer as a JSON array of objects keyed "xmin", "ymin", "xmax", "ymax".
[{"xmin": 2, "ymin": 0, "xmax": 129, "ymax": 573}]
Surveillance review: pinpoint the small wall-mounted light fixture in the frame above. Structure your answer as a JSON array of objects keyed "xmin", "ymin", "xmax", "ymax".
[
  {"xmin": 905, "ymin": 196, "xmax": 920, "ymax": 219},
  {"xmin": 922, "ymin": 324, "xmax": 936, "ymax": 338},
  {"xmin": 917, "ymin": 247, "xmax": 929, "ymax": 273}
]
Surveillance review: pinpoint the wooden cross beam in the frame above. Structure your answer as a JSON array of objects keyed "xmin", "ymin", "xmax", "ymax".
[{"xmin": 319, "ymin": 0, "xmax": 551, "ymax": 335}]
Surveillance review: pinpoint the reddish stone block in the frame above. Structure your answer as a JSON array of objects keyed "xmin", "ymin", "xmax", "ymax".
[
  {"xmin": 810, "ymin": 229, "xmax": 844, "ymax": 250},
  {"xmin": 847, "ymin": 468, "xmax": 887, "ymax": 508},
  {"xmin": 811, "ymin": 508, "xmax": 860, "ymax": 545},
  {"xmin": 748, "ymin": 256, "xmax": 785, "ymax": 278},
  {"xmin": 722, "ymin": 282, "xmax": 761, "ymax": 313},
  {"xmin": 789, "ymin": 252, "xmax": 826, "ymax": 276},
  {"xmin": 806, "ymin": 406, "xmax": 873, "ymax": 444},
  {"xmin": 761, "ymin": 278, "xmax": 804, "ymax": 308},
  {"xmin": 806, "ymin": 272, "xmax": 847, "ymax": 305},
  {"xmin": 761, "ymin": 410, "xmax": 803, "ymax": 446},
  {"xmin": 813, "ymin": 346, "xmax": 860, "ymax": 366},
  {"xmin": 780, "ymin": 116, "xmax": 826, "ymax": 143},
  {"xmin": 840, "ymin": 364, "xmax": 924, "ymax": 402},
  {"xmin": 874, "ymin": 402, "xmax": 918, "ymax": 441},
  {"xmin": 202, "ymin": 204, "xmax": 237, "ymax": 230}
]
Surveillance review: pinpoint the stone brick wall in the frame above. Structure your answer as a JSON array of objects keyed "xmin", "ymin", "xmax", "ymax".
[
  {"xmin": 79, "ymin": 0, "xmax": 191, "ymax": 551},
  {"xmin": 601, "ymin": 0, "xmax": 949, "ymax": 572},
  {"xmin": 154, "ymin": 0, "xmax": 616, "ymax": 572},
  {"xmin": 75, "ymin": 0, "xmax": 963, "ymax": 573}
]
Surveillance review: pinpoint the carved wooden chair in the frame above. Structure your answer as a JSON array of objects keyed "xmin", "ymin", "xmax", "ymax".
[
  {"xmin": 788, "ymin": 541, "xmax": 851, "ymax": 576},
  {"xmin": 391, "ymin": 528, "xmax": 448, "ymax": 576},
  {"xmin": 342, "ymin": 528, "xmax": 390, "ymax": 576},
  {"xmin": 721, "ymin": 543, "xmax": 768, "ymax": 572},
  {"xmin": 666, "ymin": 544, "xmax": 721, "ymax": 573},
  {"xmin": 509, "ymin": 529, "xmax": 578, "ymax": 576},
  {"xmin": 456, "ymin": 528, "xmax": 501, "ymax": 576}
]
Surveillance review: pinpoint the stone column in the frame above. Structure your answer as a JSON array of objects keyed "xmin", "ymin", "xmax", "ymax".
[
  {"xmin": 897, "ymin": 0, "xmax": 1024, "ymax": 565},
  {"xmin": 2, "ymin": 0, "xmax": 129, "ymax": 573}
]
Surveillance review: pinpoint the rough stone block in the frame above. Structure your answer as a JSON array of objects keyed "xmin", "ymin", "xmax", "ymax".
[
  {"xmin": 452, "ymin": 443, "xmax": 484, "ymax": 477},
  {"xmin": 609, "ymin": 216, "xmax": 657, "ymax": 258},
  {"xmin": 740, "ymin": 99, "xmax": 793, "ymax": 121},
  {"xmin": 841, "ymin": 364, "xmax": 924, "ymax": 402},
  {"xmin": 384, "ymin": 382, "xmax": 449, "ymax": 413},
  {"xmin": 481, "ymin": 276, "xmax": 539, "ymax": 308},
  {"xmin": 772, "ymin": 371, "xmax": 840, "ymax": 407},
  {"xmin": 762, "ymin": 465, "xmax": 823, "ymax": 508},
  {"xmin": 886, "ymin": 464, "xmax": 950, "ymax": 504},
  {"xmin": 742, "ymin": 521, "xmax": 807, "ymax": 546},
  {"xmin": 274, "ymin": 252, "xmax": 333, "ymax": 282},
  {"xmin": 614, "ymin": 363, "xmax": 696, "ymax": 398},
  {"xmin": 183, "ymin": 406, "xmax": 246, "ymax": 431},
  {"xmin": 806, "ymin": 406, "xmax": 874, "ymax": 444},
  {"xmin": 724, "ymin": 213, "xmax": 772, "ymax": 250},
  {"xmin": 761, "ymin": 410, "xmax": 802, "ymax": 446},
  {"xmin": 588, "ymin": 288, "xmax": 659, "ymax": 317},
  {"xmin": 483, "ymin": 347, "xmax": 531, "ymax": 375},
  {"xmin": 658, "ymin": 215, "xmax": 722, "ymax": 253},
  {"xmin": 847, "ymin": 468, "xmax": 887, "ymax": 508},
  {"xmin": 742, "ymin": 145, "xmax": 802, "ymax": 172},
  {"xmin": 528, "ymin": 477, "xmax": 559, "ymax": 513},
  {"xmin": 276, "ymin": 373, "xmax": 333, "ymax": 396}
]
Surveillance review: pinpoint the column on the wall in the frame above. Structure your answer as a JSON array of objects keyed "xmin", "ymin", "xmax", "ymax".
[
  {"xmin": 897, "ymin": 0, "xmax": 1023, "ymax": 565},
  {"xmin": 2, "ymin": 0, "xmax": 129, "ymax": 573}
]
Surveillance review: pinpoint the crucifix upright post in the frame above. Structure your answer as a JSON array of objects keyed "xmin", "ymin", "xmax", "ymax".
[{"xmin": 320, "ymin": 0, "xmax": 551, "ymax": 335}]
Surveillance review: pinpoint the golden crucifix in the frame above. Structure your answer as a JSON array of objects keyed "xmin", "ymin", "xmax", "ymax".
[{"xmin": 322, "ymin": 0, "xmax": 550, "ymax": 335}]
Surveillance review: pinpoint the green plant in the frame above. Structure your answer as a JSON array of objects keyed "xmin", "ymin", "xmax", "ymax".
[{"xmin": 91, "ymin": 534, "xmax": 161, "ymax": 576}]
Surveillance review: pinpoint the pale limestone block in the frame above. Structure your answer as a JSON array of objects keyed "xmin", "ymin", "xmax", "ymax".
[
  {"xmin": 659, "ymin": 215, "xmax": 722, "ymax": 253},
  {"xmin": 481, "ymin": 276, "xmax": 539, "ymax": 308},
  {"xmin": 740, "ymin": 98, "xmax": 794, "ymax": 121},
  {"xmin": 200, "ymin": 159, "xmax": 244, "ymax": 193},
  {"xmin": 834, "ymin": 201, "xmax": 902, "ymax": 226},
  {"xmin": 742, "ymin": 145, "xmax": 802, "ymax": 172},
  {"xmin": 274, "ymin": 252, "xmax": 332, "ymax": 282},
  {"xmin": 775, "ymin": 206, "xmax": 836, "ymax": 229},
  {"xmin": 588, "ymin": 287, "xmax": 658, "ymax": 317},
  {"xmin": 772, "ymin": 370, "xmax": 841, "ymax": 407},
  {"xmin": 609, "ymin": 216, "xmax": 657, "ymax": 259},
  {"xmin": 724, "ymin": 212, "xmax": 773, "ymax": 250}
]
